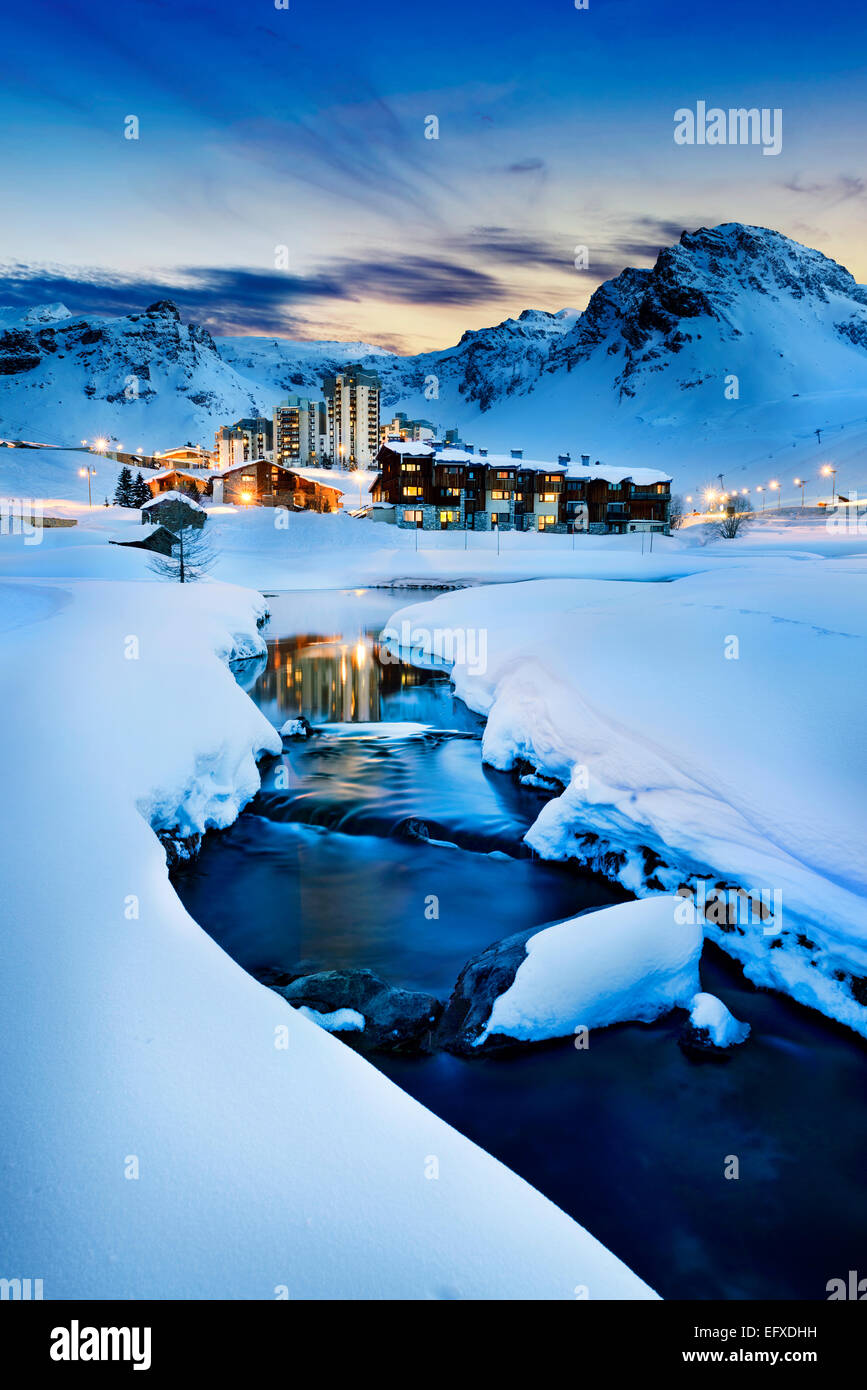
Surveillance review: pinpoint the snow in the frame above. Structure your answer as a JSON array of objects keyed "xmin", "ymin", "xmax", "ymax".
[
  {"xmin": 387, "ymin": 556, "xmax": 867, "ymax": 1036},
  {"xmin": 280, "ymin": 717, "xmax": 309, "ymax": 738},
  {"xmin": 687, "ymin": 993, "xmax": 751, "ymax": 1048},
  {"xmin": 481, "ymin": 897, "xmax": 703, "ymax": 1045},
  {"xmin": 143, "ymin": 489, "xmax": 206, "ymax": 511},
  {"xmin": 0, "ymin": 568, "xmax": 656, "ymax": 1299},
  {"xmin": 297, "ymin": 1006, "xmax": 366, "ymax": 1034}
]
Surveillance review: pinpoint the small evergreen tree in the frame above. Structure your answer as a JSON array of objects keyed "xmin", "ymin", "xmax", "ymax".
[
  {"xmin": 148, "ymin": 524, "xmax": 214, "ymax": 584},
  {"xmin": 113, "ymin": 465, "xmax": 135, "ymax": 507},
  {"xmin": 131, "ymin": 471, "xmax": 151, "ymax": 507}
]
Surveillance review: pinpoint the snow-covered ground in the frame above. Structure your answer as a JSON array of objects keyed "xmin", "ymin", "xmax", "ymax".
[
  {"xmin": 0, "ymin": 570, "xmax": 656, "ymax": 1299},
  {"xmin": 387, "ymin": 555, "xmax": 867, "ymax": 1036},
  {"xmin": 3, "ymin": 461, "xmax": 866, "ymax": 1296}
]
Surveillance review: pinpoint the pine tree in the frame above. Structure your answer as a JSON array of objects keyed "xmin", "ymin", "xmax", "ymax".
[
  {"xmin": 148, "ymin": 524, "xmax": 215, "ymax": 584},
  {"xmin": 131, "ymin": 472, "xmax": 151, "ymax": 507},
  {"xmin": 113, "ymin": 466, "xmax": 135, "ymax": 507}
]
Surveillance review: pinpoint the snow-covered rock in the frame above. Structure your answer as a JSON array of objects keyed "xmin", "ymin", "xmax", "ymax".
[
  {"xmin": 279, "ymin": 716, "xmax": 310, "ymax": 738},
  {"xmin": 450, "ymin": 898, "xmax": 702, "ymax": 1050},
  {"xmin": 275, "ymin": 969, "xmax": 442, "ymax": 1053},
  {"xmin": 682, "ymin": 993, "xmax": 751, "ymax": 1051}
]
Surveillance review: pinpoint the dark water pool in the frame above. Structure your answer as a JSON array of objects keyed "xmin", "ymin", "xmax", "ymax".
[{"xmin": 173, "ymin": 588, "xmax": 867, "ymax": 1300}]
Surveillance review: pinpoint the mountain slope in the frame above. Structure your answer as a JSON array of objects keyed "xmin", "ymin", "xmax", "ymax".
[
  {"xmin": 2, "ymin": 225, "xmax": 867, "ymax": 498},
  {"xmin": 0, "ymin": 300, "xmax": 270, "ymax": 448}
]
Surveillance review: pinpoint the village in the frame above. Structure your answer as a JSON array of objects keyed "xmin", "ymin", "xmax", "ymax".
[{"xmin": 68, "ymin": 360, "xmax": 674, "ymax": 552}]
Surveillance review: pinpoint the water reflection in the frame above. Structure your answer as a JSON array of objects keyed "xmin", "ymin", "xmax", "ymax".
[{"xmin": 252, "ymin": 631, "xmax": 449, "ymax": 725}]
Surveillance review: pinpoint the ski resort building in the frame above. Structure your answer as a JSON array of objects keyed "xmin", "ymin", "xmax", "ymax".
[
  {"xmin": 154, "ymin": 445, "xmax": 213, "ymax": 469},
  {"xmin": 379, "ymin": 411, "xmax": 436, "ymax": 446},
  {"xmin": 147, "ymin": 467, "xmax": 212, "ymax": 499},
  {"xmin": 322, "ymin": 365, "xmax": 382, "ymax": 468},
  {"xmin": 369, "ymin": 443, "xmax": 672, "ymax": 533},
  {"xmin": 212, "ymin": 460, "xmax": 343, "ymax": 512},
  {"xmin": 214, "ymin": 418, "xmax": 274, "ymax": 470},
  {"xmin": 273, "ymin": 396, "xmax": 329, "ymax": 468}
]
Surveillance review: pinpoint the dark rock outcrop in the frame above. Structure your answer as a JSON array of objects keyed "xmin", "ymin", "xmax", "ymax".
[
  {"xmin": 436, "ymin": 926, "xmax": 537, "ymax": 1055},
  {"xmin": 273, "ymin": 968, "xmax": 442, "ymax": 1053}
]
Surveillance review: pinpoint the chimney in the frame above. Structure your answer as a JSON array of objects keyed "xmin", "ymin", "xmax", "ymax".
[
  {"xmin": 510, "ymin": 448, "xmax": 523, "ymax": 459},
  {"xmin": 465, "ymin": 443, "xmax": 474, "ymax": 453},
  {"xmin": 558, "ymin": 453, "xmax": 571, "ymax": 466},
  {"xmin": 479, "ymin": 447, "xmax": 488, "ymax": 457},
  {"xmin": 581, "ymin": 454, "xmax": 590, "ymax": 467}
]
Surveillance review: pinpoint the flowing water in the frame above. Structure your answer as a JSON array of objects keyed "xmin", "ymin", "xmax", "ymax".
[{"xmin": 173, "ymin": 588, "xmax": 867, "ymax": 1300}]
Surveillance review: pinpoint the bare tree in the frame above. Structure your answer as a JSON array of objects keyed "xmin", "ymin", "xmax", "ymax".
[
  {"xmin": 148, "ymin": 524, "xmax": 215, "ymax": 583},
  {"xmin": 669, "ymin": 493, "xmax": 685, "ymax": 529},
  {"xmin": 716, "ymin": 497, "xmax": 753, "ymax": 539}
]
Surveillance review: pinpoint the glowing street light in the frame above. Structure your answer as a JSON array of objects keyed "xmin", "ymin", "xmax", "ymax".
[
  {"xmin": 756, "ymin": 485, "xmax": 765, "ymax": 510},
  {"xmin": 769, "ymin": 480, "xmax": 781, "ymax": 507},
  {"xmin": 93, "ymin": 437, "xmax": 108, "ymax": 454},
  {"xmin": 793, "ymin": 477, "xmax": 806, "ymax": 508},
  {"xmin": 821, "ymin": 464, "xmax": 837, "ymax": 505},
  {"xmin": 78, "ymin": 465, "xmax": 97, "ymax": 508}
]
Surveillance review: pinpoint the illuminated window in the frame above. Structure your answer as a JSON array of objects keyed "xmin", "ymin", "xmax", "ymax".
[
  {"xmin": 403, "ymin": 509, "xmax": 423, "ymax": 524},
  {"xmin": 403, "ymin": 486, "xmax": 422, "ymax": 497},
  {"xmin": 540, "ymin": 492, "xmax": 557, "ymax": 502}
]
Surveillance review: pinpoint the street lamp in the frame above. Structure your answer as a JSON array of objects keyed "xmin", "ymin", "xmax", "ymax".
[
  {"xmin": 769, "ymin": 480, "xmax": 781, "ymax": 507},
  {"xmin": 756, "ymin": 485, "xmax": 765, "ymax": 510},
  {"xmin": 794, "ymin": 477, "xmax": 806, "ymax": 508},
  {"xmin": 78, "ymin": 466, "xmax": 96, "ymax": 508},
  {"xmin": 821, "ymin": 464, "xmax": 837, "ymax": 505}
]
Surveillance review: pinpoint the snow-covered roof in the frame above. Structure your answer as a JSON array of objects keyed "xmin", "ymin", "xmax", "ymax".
[
  {"xmin": 381, "ymin": 440, "xmax": 437, "ymax": 458},
  {"xmin": 378, "ymin": 440, "xmax": 670, "ymax": 484},
  {"xmin": 214, "ymin": 459, "xmax": 346, "ymax": 494},
  {"xmin": 150, "ymin": 468, "xmax": 208, "ymax": 483},
  {"xmin": 143, "ymin": 490, "xmax": 206, "ymax": 511}
]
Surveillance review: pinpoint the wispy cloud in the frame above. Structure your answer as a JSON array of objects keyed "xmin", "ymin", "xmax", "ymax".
[
  {"xmin": 783, "ymin": 174, "xmax": 866, "ymax": 206},
  {"xmin": 0, "ymin": 252, "xmax": 504, "ymax": 335}
]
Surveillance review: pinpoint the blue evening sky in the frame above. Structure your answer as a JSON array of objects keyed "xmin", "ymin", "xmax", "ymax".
[{"xmin": 1, "ymin": 0, "xmax": 864, "ymax": 348}]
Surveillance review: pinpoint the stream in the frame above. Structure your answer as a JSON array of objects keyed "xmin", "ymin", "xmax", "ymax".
[{"xmin": 172, "ymin": 587, "xmax": 867, "ymax": 1300}]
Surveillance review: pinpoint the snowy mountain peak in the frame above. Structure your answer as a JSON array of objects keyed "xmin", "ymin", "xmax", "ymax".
[{"xmin": 3, "ymin": 223, "xmax": 867, "ymax": 489}]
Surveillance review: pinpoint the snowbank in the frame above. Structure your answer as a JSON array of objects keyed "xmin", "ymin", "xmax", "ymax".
[
  {"xmin": 0, "ymin": 573, "xmax": 656, "ymax": 1299},
  {"xmin": 387, "ymin": 559, "xmax": 867, "ymax": 1036},
  {"xmin": 480, "ymin": 898, "xmax": 702, "ymax": 1045}
]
